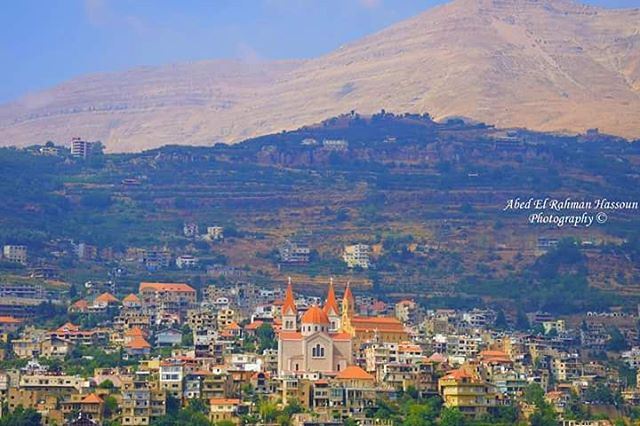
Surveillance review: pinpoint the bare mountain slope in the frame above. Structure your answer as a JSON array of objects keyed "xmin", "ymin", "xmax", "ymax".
[{"xmin": 1, "ymin": 0, "xmax": 639, "ymax": 151}]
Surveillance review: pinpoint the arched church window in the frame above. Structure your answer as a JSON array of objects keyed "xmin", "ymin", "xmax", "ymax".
[{"xmin": 312, "ymin": 343, "xmax": 324, "ymax": 358}]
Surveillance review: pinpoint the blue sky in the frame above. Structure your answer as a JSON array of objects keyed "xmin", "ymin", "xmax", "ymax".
[{"xmin": 1, "ymin": 0, "xmax": 639, "ymax": 103}]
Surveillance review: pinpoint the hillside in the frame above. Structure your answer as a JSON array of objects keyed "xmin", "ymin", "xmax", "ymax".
[
  {"xmin": 1, "ymin": 0, "xmax": 639, "ymax": 151},
  {"xmin": 2, "ymin": 113, "xmax": 640, "ymax": 311}
]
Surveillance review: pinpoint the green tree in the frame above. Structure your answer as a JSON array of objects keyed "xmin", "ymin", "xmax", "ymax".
[
  {"xmin": 0, "ymin": 406, "xmax": 42, "ymax": 426},
  {"xmin": 524, "ymin": 383, "xmax": 546, "ymax": 406},
  {"xmin": 181, "ymin": 325, "xmax": 193, "ymax": 347},
  {"xmin": 258, "ymin": 400, "xmax": 279, "ymax": 423},
  {"xmin": 104, "ymin": 395, "xmax": 119, "ymax": 419},
  {"xmin": 256, "ymin": 323, "xmax": 277, "ymax": 351},
  {"xmin": 494, "ymin": 309, "xmax": 508, "ymax": 329},
  {"xmin": 607, "ymin": 327, "xmax": 629, "ymax": 351},
  {"xmin": 529, "ymin": 404, "xmax": 558, "ymax": 426},
  {"xmin": 98, "ymin": 379, "xmax": 115, "ymax": 389},
  {"xmin": 402, "ymin": 401, "xmax": 437, "ymax": 426},
  {"xmin": 439, "ymin": 407, "xmax": 466, "ymax": 426}
]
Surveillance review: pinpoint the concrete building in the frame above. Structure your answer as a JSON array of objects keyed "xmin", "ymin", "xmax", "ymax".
[
  {"xmin": 206, "ymin": 226, "xmax": 224, "ymax": 241},
  {"xmin": 3, "ymin": 245, "xmax": 27, "ymax": 265},
  {"xmin": 138, "ymin": 282, "xmax": 196, "ymax": 313},
  {"xmin": 70, "ymin": 137, "xmax": 93, "ymax": 159},
  {"xmin": 176, "ymin": 255, "xmax": 198, "ymax": 269},
  {"xmin": 279, "ymin": 239, "xmax": 311, "ymax": 264},
  {"xmin": 438, "ymin": 369, "xmax": 498, "ymax": 419},
  {"xmin": 343, "ymin": 244, "xmax": 371, "ymax": 269}
]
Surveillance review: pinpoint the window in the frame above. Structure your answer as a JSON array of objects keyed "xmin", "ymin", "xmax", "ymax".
[{"xmin": 312, "ymin": 343, "xmax": 325, "ymax": 358}]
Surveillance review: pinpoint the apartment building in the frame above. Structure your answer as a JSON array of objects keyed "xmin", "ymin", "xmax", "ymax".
[
  {"xmin": 438, "ymin": 369, "xmax": 498, "ymax": 419},
  {"xmin": 278, "ymin": 239, "xmax": 311, "ymax": 264},
  {"xmin": 138, "ymin": 282, "xmax": 196, "ymax": 313},
  {"xmin": 121, "ymin": 372, "xmax": 167, "ymax": 426},
  {"xmin": 70, "ymin": 137, "xmax": 93, "ymax": 159},
  {"xmin": 343, "ymin": 244, "xmax": 371, "ymax": 269},
  {"xmin": 2, "ymin": 245, "xmax": 27, "ymax": 265}
]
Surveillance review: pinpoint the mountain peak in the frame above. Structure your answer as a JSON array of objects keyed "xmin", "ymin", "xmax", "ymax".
[{"xmin": 0, "ymin": 0, "xmax": 639, "ymax": 152}]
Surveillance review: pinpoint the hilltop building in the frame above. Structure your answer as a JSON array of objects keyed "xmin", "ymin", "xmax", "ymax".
[
  {"xmin": 278, "ymin": 239, "xmax": 311, "ymax": 264},
  {"xmin": 343, "ymin": 244, "xmax": 371, "ymax": 269},
  {"xmin": 70, "ymin": 137, "xmax": 93, "ymax": 159},
  {"xmin": 3, "ymin": 245, "xmax": 27, "ymax": 265},
  {"xmin": 206, "ymin": 226, "xmax": 224, "ymax": 241}
]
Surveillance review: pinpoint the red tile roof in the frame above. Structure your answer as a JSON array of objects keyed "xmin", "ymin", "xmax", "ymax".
[
  {"xmin": 0, "ymin": 316, "xmax": 22, "ymax": 324},
  {"xmin": 282, "ymin": 278, "xmax": 297, "ymax": 315},
  {"xmin": 329, "ymin": 332, "xmax": 352, "ymax": 341},
  {"xmin": 352, "ymin": 316, "xmax": 406, "ymax": 333},
  {"xmin": 123, "ymin": 293, "xmax": 141, "ymax": 303},
  {"xmin": 336, "ymin": 365, "xmax": 374, "ymax": 381},
  {"xmin": 125, "ymin": 327, "xmax": 147, "ymax": 337},
  {"xmin": 80, "ymin": 393, "xmax": 104, "ymax": 404},
  {"xmin": 210, "ymin": 398, "xmax": 241, "ymax": 405},
  {"xmin": 70, "ymin": 300, "xmax": 89, "ymax": 310},
  {"xmin": 244, "ymin": 321, "xmax": 264, "ymax": 330},
  {"xmin": 94, "ymin": 292, "xmax": 119, "ymax": 304},
  {"xmin": 442, "ymin": 369, "xmax": 474, "ymax": 381},
  {"xmin": 322, "ymin": 279, "xmax": 339, "ymax": 316},
  {"xmin": 56, "ymin": 322, "xmax": 80, "ymax": 333},
  {"xmin": 301, "ymin": 306, "xmax": 330, "ymax": 325},
  {"xmin": 139, "ymin": 282, "xmax": 195, "ymax": 293},
  {"xmin": 279, "ymin": 331, "xmax": 302, "ymax": 340},
  {"xmin": 225, "ymin": 321, "xmax": 241, "ymax": 330},
  {"xmin": 126, "ymin": 335, "xmax": 151, "ymax": 350}
]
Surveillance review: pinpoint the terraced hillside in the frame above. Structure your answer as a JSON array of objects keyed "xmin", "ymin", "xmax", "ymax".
[{"xmin": 1, "ymin": 113, "xmax": 639, "ymax": 312}]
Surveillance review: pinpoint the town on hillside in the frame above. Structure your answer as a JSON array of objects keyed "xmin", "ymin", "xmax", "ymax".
[{"xmin": 1, "ymin": 271, "xmax": 640, "ymax": 425}]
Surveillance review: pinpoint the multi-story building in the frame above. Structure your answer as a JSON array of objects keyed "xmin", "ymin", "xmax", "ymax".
[
  {"xmin": 206, "ymin": 226, "xmax": 224, "ymax": 241},
  {"xmin": 322, "ymin": 139, "xmax": 349, "ymax": 151},
  {"xmin": 2, "ymin": 245, "xmax": 27, "ymax": 265},
  {"xmin": 49, "ymin": 322, "xmax": 108, "ymax": 347},
  {"xmin": 18, "ymin": 373, "xmax": 89, "ymax": 396},
  {"xmin": 438, "ymin": 369, "xmax": 498, "ymax": 419},
  {"xmin": 279, "ymin": 239, "xmax": 311, "ymax": 264},
  {"xmin": 159, "ymin": 361, "xmax": 185, "ymax": 398},
  {"xmin": 343, "ymin": 244, "xmax": 371, "ymax": 269},
  {"xmin": 209, "ymin": 398, "xmax": 242, "ymax": 424},
  {"xmin": 176, "ymin": 255, "xmax": 198, "ymax": 269},
  {"xmin": 140, "ymin": 249, "xmax": 172, "ymax": 271},
  {"xmin": 139, "ymin": 282, "xmax": 196, "ymax": 314},
  {"xmin": 183, "ymin": 223, "xmax": 199, "ymax": 238},
  {"xmin": 551, "ymin": 353, "xmax": 582, "ymax": 382},
  {"xmin": 217, "ymin": 309, "xmax": 236, "ymax": 330},
  {"xmin": 395, "ymin": 300, "xmax": 423, "ymax": 325},
  {"xmin": 121, "ymin": 372, "xmax": 167, "ymax": 425},
  {"xmin": 187, "ymin": 308, "xmax": 217, "ymax": 332},
  {"xmin": 70, "ymin": 137, "xmax": 93, "ymax": 159},
  {"xmin": 202, "ymin": 368, "xmax": 231, "ymax": 400},
  {"xmin": 60, "ymin": 393, "xmax": 104, "ymax": 424}
]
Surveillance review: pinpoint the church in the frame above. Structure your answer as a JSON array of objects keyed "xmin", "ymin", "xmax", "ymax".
[{"xmin": 277, "ymin": 279, "xmax": 408, "ymax": 376}]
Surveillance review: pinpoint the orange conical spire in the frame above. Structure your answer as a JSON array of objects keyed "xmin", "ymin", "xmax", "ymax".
[
  {"xmin": 323, "ymin": 277, "xmax": 339, "ymax": 316},
  {"xmin": 282, "ymin": 277, "xmax": 297, "ymax": 315},
  {"xmin": 343, "ymin": 281, "xmax": 355, "ymax": 311}
]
